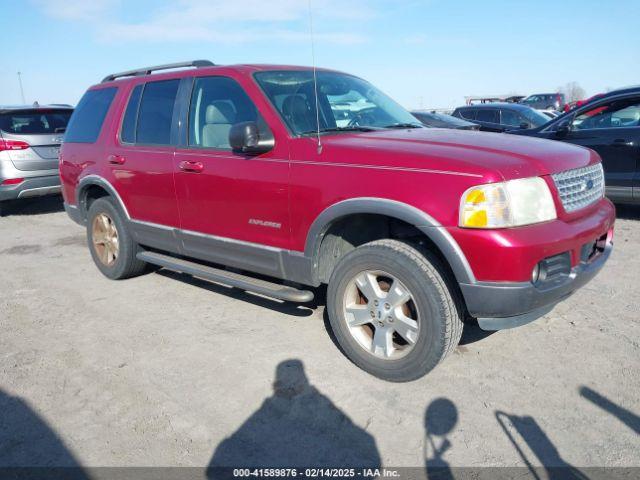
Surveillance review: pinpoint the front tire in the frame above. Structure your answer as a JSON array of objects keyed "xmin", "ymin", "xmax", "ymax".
[
  {"xmin": 326, "ymin": 239, "xmax": 463, "ymax": 382},
  {"xmin": 87, "ymin": 197, "xmax": 147, "ymax": 280}
]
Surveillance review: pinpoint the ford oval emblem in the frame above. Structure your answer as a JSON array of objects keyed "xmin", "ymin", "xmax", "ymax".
[{"xmin": 586, "ymin": 179, "xmax": 594, "ymax": 190}]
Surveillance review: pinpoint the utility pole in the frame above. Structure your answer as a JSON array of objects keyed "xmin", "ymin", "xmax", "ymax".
[{"xmin": 17, "ymin": 72, "xmax": 26, "ymax": 104}]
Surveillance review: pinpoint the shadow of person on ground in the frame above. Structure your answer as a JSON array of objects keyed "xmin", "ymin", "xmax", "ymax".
[
  {"xmin": 495, "ymin": 411, "xmax": 588, "ymax": 480},
  {"xmin": 0, "ymin": 388, "xmax": 88, "ymax": 478},
  {"xmin": 0, "ymin": 195, "xmax": 64, "ymax": 217},
  {"xmin": 614, "ymin": 203, "xmax": 640, "ymax": 220},
  {"xmin": 579, "ymin": 386, "xmax": 640, "ymax": 435},
  {"xmin": 207, "ymin": 359, "xmax": 380, "ymax": 478},
  {"xmin": 424, "ymin": 398, "xmax": 457, "ymax": 480}
]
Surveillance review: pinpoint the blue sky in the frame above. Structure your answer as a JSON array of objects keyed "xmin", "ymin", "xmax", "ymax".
[{"xmin": 1, "ymin": 0, "xmax": 638, "ymax": 109}]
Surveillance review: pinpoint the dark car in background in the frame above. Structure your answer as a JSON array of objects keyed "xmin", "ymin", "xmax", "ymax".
[
  {"xmin": 451, "ymin": 103, "xmax": 550, "ymax": 132},
  {"xmin": 0, "ymin": 105, "xmax": 73, "ymax": 216},
  {"xmin": 521, "ymin": 93, "xmax": 566, "ymax": 111},
  {"xmin": 411, "ymin": 111, "xmax": 479, "ymax": 130},
  {"xmin": 509, "ymin": 87, "xmax": 640, "ymax": 204}
]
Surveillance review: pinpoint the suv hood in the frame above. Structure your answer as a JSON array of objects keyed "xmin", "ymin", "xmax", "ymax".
[{"xmin": 322, "ymin": 128, "xmax": 598, "ymax": 181}]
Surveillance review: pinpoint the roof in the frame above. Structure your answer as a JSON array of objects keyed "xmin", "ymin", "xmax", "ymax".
[
  {"xmin": 0, "ymin": 104, "xmax": 73, "ymax": 113},
  {"xmin": 464, "ymin": 94, "xmax": 524, "ymax": 101},
  {"xmin": 598, "ymin": 85, "xmax": 640, "ymax": 99},
  {"xmin": 98, "ymin": 60, "xmax": 336, "ymax": 86},
  {"xmin": 455, "ymin": 102, "xmax": 533, "ymax": 111}
]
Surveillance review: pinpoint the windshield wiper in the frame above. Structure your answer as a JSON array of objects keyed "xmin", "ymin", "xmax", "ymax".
[
  {"xmin": 300, "ymin": 126, "xmax": 380, "ymax": 135},
  {"xmin": 382, "ymin": 123, "xmax": 423, "ymax": 129}
]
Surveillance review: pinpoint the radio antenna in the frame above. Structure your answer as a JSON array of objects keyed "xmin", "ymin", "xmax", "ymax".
[{"xmin": 307, "ymin": 0, "xmax": 322, "ymax": 154}]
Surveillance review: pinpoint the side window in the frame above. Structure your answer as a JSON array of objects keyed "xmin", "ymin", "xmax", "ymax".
[
  {"xmin": 573, "ymin": 99, "xmax": 640, "ymax": 130},
  {"xmin": 64, "ymin": 88, "xmax": 117, "ymax": 143},
  {"xmin": 475, "ymin": 109, "xmax": 498, "ymax": 123},
  {"xmin": 188, "ymin": 76, "xmax": 259, "ymax": 149},
  {"xmin": 120, "ymin": 85, "xmax": 143, "ymax": 143},
  {"xmin": 611, "ymin": 104, "xmax": 640, "ymax": 127},
  {"xmin": 136, "ymin": 79, "xmax": 180, "ymax": 145},
  {"xmin": 500, "ymin": 109, "xmax": 522, "ymax": 127},
  {"xmin": 459, "ymin": 109, "xmax": 476, "ymax": 120}
]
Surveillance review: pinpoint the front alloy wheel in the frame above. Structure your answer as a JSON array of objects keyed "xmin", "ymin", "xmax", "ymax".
[
  {"xmin": 326, "ymin": 239, "xmax": 463, "ymax": 382},
  {"xmin": 343, "ymin": 270, "xmax": 420, "ymax": 359}
]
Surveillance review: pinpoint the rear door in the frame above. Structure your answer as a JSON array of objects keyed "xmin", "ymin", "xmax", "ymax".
[
  {"xmin": 0, "ymin": 109, "xmax": 72, "ymax": 171},
  {"xmin": 105, "ymin": 79, "xmax": 181, "ymax": 231}
]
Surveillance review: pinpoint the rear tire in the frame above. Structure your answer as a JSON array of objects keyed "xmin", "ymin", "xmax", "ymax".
[
  {"xmin": 326, "ymin": 239, "xmax": 463, "ymax": 382},
  {"xmin": 87, "ymin": 197, "xmax": 147, "ymax": 280},
  {"xmin": 0, "ymin": 201, "xmax": 6, "ymax": 217}
]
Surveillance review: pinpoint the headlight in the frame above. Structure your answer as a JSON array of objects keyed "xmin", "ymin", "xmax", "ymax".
[{"xmin": 459, "ymin": 177, "xmax": 557, "ymax": 228}]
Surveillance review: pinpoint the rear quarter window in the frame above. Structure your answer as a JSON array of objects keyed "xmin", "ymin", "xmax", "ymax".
[
  {"xmin": 120, "ymin": 85, "xmax": 143, "ymax": 143},
  {"xmin": 65, "ymin": 87, "xmax": 117, "ymax": 143}
]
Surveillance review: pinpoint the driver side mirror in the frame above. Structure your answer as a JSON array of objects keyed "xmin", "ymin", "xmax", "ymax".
[
  {"xmin": 229, "ymin": 121, "xmax": 274, "ymax": 155},
  {"xmin": 554, "ymin": 116, "xmax": 573, "ymax": 137},
  {"xmin": 519, "ymin": 122, "xmax": 532, "ymax": 130}
]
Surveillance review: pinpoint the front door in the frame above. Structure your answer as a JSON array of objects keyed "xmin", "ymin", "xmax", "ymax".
[{"xmin": 173, "ymin": 75, "xmax": 290, "ymax": 277}]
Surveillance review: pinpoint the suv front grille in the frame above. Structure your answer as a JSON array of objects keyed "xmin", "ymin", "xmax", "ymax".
[{"xmin": 551, "ymin": 163, "xmax": 604, "ymax": 213}]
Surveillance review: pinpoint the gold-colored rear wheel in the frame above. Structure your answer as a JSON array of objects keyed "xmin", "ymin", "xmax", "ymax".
[{"xmin": 92, "ymin": 213, "xmax": 119, "ymax": 267}]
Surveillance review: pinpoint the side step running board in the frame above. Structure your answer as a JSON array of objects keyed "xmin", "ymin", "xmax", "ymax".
[{"xmin": 137, "ymin": 251, "xmax": 314, "ymax": 303}]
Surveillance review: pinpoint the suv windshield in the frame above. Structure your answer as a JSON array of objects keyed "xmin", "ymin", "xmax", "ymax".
[
  {"xmin": 0, "ymin": 109, "xmax": 72, "ymax": 134},
  {"xmin": 255, "ymin": 71, "xmax": 421, "ymax": 136}
]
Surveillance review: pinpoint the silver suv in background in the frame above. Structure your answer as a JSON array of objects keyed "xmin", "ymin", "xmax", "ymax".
[{"xmin": 0, "ymin": 105, "xmax": 73, "ymax": 216}]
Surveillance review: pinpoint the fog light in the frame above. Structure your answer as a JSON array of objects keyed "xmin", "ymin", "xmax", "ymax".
[{"xmin": 531, "ymin": 264, "xmax": 540, "ymax": 283}]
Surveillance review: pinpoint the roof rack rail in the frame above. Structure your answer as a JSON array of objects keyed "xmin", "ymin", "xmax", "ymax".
[{"xmin": 101, "ymin": 60, "xmax": 215, "ymax": 83}]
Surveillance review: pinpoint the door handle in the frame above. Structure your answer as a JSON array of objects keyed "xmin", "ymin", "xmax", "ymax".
[
  {"xmin": 108, "ymin": 154, "xmax": 126, "ymax": 165},
  {"xmin": 179, "ymin": 160, "xmax": 204, "ymax": 173},
  {"xmin": 611, "ymin": 139, "xmax": 634, "ymax": 147}
]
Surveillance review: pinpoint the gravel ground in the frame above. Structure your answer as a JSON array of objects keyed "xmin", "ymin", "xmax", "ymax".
[{"xmin": 0, "ymin": 196, "xmax": 638, "ymax": 476}]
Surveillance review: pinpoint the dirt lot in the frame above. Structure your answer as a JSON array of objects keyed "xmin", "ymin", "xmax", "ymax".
[{"xmin": 1, "ymin": 196, "xmax": 638, "ymax": 476}]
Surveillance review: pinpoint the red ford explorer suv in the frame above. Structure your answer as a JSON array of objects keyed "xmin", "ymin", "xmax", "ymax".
[{"xmin": 60, "ymin": 61, "xmax": 615, "ymax": 381}]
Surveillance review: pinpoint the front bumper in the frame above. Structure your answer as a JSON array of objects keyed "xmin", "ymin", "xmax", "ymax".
[
  {"xmin": 460, "ymin": 239, "xmax": 612, "ymax": 330},
  {"xmin": 457, "ymin": 198, "xmax": 615, "ymax": 330},
  {"xmin": 0, "ymin": 175, "xmax": 61, "ymax": 202}
]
